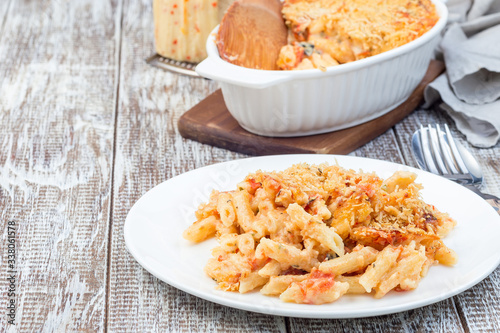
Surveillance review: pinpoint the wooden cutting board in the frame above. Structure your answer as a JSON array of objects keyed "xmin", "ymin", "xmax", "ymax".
[{"xmin": 178, "ymin": 60, "xmax": 444, "ymax": 155}]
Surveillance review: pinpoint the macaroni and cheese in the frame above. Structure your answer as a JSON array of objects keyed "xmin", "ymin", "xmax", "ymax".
[
  {"xmin": 183, "ymin": 163, "xmax": 457, "ymax": 304},
  {"xmin": 277, "ymin": 0, "xmax": 439, "ymax": 70}
]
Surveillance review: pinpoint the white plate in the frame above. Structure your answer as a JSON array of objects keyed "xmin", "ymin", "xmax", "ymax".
[{"xmin": 124, "ymin": 154, "xmax": 500, "ymax": 318}]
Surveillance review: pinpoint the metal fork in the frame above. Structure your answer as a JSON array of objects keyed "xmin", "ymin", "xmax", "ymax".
[{"xmin": 412, "ymin": 124, "xmax": 500, "ymax": 213}]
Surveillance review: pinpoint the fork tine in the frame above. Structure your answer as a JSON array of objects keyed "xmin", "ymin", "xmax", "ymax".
[
  {"xmin": 444, "ymin": 124, "xmax": 469, "ymax": 174},
  {"xmin": 435, "ymin": 124, "xmax": 459, "ymax": 174},
  {"xmin": 420, "ymin": 125, "xmax": 440, "ymax": 174},
  {"xmin": 428, "ymin": 124, "xmax": 448, "ymax": 175}
]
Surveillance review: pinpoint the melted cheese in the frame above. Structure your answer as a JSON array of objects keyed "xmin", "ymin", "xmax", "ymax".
[{"xmin": 278, "ymin": 0, "xmax": 439, "ymax": 70}]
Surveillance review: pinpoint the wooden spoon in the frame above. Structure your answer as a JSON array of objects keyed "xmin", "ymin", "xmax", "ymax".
[{"xmin": 216, "ymin": 0, "xmax": 288, "ymax": 70}]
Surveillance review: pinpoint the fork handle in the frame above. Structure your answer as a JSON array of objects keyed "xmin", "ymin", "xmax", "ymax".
[{"xmin": 464, "ymin": 185, "xmax": 500, "ymax": 214}]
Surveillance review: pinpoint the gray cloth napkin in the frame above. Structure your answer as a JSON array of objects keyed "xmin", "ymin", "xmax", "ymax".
[{"xmin": 424, "ymin": 0, "xmax": 500, "ymax": 148}]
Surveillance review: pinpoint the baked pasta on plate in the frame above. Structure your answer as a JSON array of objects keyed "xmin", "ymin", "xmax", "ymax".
[
  {"xmin": 125, "ymin": 155, "xmax": 500, "ymax": 318},
  {"xmin": 184, "ymin": 163, "xmax": 457, "ymax": 304}
]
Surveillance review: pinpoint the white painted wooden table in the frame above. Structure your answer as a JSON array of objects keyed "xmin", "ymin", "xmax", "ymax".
[{"xmin": 1, "ymin": 0, "xmax": 499, "ymax": 332}]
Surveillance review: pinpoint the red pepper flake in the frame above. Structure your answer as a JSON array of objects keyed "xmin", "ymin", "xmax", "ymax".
[
  {"xmin": 195, "ymin": 24, "xmax": 200, "ymax": 32},
  {"xmin": 186, "ymin": 56, "xmax": 191, "ymax": 60},
  {"xmin": 170, "ymin": 10, "xmax": 174, "ymax": 14},
  {"xmin": 173, "ymin": 39, "xmax": 178, "ymax": 45},
  {"xmin": 173, "ymin": 4, "xmax": 178, "ymax": 8},
  {"xmin": 212, "ymin": 1, "xmax": 217, "ymax": 7}
]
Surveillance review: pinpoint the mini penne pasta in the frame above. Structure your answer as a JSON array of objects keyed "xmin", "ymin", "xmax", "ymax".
[
  {"xmin": 258, "ymin": 260, "xmax": 282, "ymax": 278},
  {"xmin": 256, "ymin": 238, "xmax": 318, "ymax": 272},
  {"xmin": 287, "ymin": 203, "xmax": 344, "ymax": 256},
  {"xmin": 303, "ymin": 220, "xmax": 344, "ymax": 257},
  {"xmin": 307, "ymin": 197, "xmax": 332, "ymax": 221},
  {"xmin": 183, "ymin": 215, "xmax": 217, "ymax": 243},
  {"xmin": 434, "ymin": 245, "xmax": 458, "ymax": 266},
  {"xmin": 239, "ymin": 272, "xmax": 269, "ymax": 293},
  {"xmin": 265, "ymin": 209, "xmax": 287, "ymax": 235},
  {"xmin": 285, "ymin": 203, "xmax": 309, "ymax": 229},
  {"xmin": 184, "ymin": 162, "xmax": 458, "ymax": 305},
  {"xmin": 359, "ymin": 245, "xmax": 402, "ymax": 293},
  {"xmin": 236, "ymin": 233, "xmax": 255, "ymax": 256},
  {"xmin": 211, "ymin": 233, "xmax": 238, "ymax": 257},
  {"xmin": 260, "ymin": 274, "xmax": 308, "ymax": 296},
  {"xmin": 335, "ymin": 275, "xmax": 367, "ymax": 294},
  {"xmin": 374, "ymin": 244, "xmax": 427, "ymax": 298},
  {"xmin": 194, "ymin": 191, "xmax": 219, "ymax": 221},
  {"xmin": 319, "ymin": 246, "xmax": 378, "ymax": 275},
  {"xmin": 382, "ymin": 171, "xmax": 417, "ymax": 193},
  {"xmin": 232, "ymin": 190, "xmax": 255, "ymax": 233},
  {"xmin": 215, "ymin": 219, "xmax": 239, "ymax": 236},
  {"xmin": 217, "ymin": 192, "xmax": 236, "ymax": 226},
  {"xmin": 279, "ymin": 269, "xmax": 350, "ymax": 305}
]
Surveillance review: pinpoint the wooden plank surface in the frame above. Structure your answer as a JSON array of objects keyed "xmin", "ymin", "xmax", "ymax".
[
  {"xmin": 0, "ymin": 0, "xmax": 120, "ymax": 331},
  {"xmin": 0, "ymin": 0, "xmax": 499, "ymax": 332},
  {"xmin": 178, "ymin": 61, "xmax": 444, "ymax": 156},
  {"xmin": 289, "ymin": 302, "xmax": 463, "ymax": 333},
  {"xmin": 0, "ymin": 0, "xmax": 11, "ymax": 36},
  {"xmin": 107, "ymin": 0, "xmax": 285, "ymax": 331}
]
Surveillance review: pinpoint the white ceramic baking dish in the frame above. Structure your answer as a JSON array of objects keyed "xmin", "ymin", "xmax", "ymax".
[{"xmin": 196, "ymin": 0, "xmax": 448, "ymax": 137}]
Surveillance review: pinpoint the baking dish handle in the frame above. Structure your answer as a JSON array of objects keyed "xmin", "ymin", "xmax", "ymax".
[{"xmin": 195, "ymin": 58, "xmax": 292, "ymax": 89}]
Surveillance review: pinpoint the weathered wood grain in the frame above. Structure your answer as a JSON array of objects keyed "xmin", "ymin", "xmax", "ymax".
[
  {"xmin": 107, "ymin": 0, "xmax": 285, "ymax": 331},
  {"xmin": 289, "ymin": 302, "xmax": 464, "ymax": 333},
  {"xmin": 0, "ymin": 0, "xmax": 119, "ymax": 331},
  {"xmin": 396, "ymin": 107, "xmax": 500, "ymax": 332},
  {"xmin": 0, "ymin": 0, "xmax": 498, "ymax": 331},
  {"xmin": 0, "ymin": 0, "xmax": 11, "ymax": 36}
]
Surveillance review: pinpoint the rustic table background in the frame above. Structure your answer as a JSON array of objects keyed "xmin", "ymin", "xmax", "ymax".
[{"xmin": 0, "ymin": 0, "xmax": 499, "ymax": 332}]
